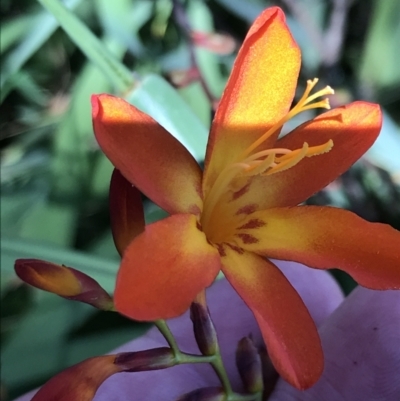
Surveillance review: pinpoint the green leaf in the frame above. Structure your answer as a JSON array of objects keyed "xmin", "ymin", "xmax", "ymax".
[
  {"xmin": 96, "ymin": 0, "xmax": 153, "ymax": 56},
  {"xmin": 89, "ymin": 154, "xmax": 115, "ymax": 198},
  {"xmin": 1, "ymin": 70, "xmax": 49, "ymax": 104},
  {"xmin": 51, "ymin": 0, "xmax": 144, "ymax": 198},
  {"xmin": 179, "ymin": 82, "xmax": 211, "ymax": 127},
  {"xmin": 1, "ymin": 147, "xmax": 49, "ymax": 184},
  {"xmin": 126, "ymin": 74, "xmax": 208, "ymax": 161},
  {"xmin": 0, "ymin": 15, "xmax": 35, "ymax": 54},
  {"xmin": 187, "ymin": 0, "xmax": 226, "ymax": 98},
  {"xmin": 36, "ymin": 0, "xmax": 134, "ymax": 92},
  {"xmin": 88, "ymin": 230, "xmax": 120, "ymax": 260},
  {"xmin": 0, "ymin": 191, "xmax": 47, "ymax": 238},
  {"xmin": 360, "ymin": 0, "xmax": 400, "ymax": 88},
  {"xmin": 1, "ymin": 0, "xmax": 82, "ymax": 90},
  {"xmin": 19, "ymin": 202, "xmax": 77, "ymax": 247},
  {"xmin": 1, "ymin": 284, "xmax": 33, "ymax": 345}
]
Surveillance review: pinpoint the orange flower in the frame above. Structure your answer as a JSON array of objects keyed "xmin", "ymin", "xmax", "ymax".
[{"xmin": 92, "ymin": 7, "xmax": 400, "ymax": 389}]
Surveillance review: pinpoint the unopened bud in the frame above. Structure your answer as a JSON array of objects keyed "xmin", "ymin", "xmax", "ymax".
[
  {"xmin": 190, "ymin": 298, "xmax": 218, "ymax": 356},
  {"xmin": 109, "ymin": 168, "xmax": 145, "ymax": 256},
  {"xmin": 14, "ymin": 259, "xmax": 113, "ymax": 310},
  {"xmin": 191, "ymin": 31, "xmax": 236, "ymax": 55},
  {"xmin": 235, "ymin": 336, "xmax": 263, "ymax": 393},
  {"xmin": 169, "ymin": 67, "xmax": 200, "ymax": 87},
  {"xmin": 176, "ymin": 387, "xmax": 225, "ymax": 401},
  {"xmin": 114, "ymin": 347, "xmax": 176, "ymax": 372},
  {"xmin": 31, "ymin": 355, "xmax": 118, "ymax": 401}
]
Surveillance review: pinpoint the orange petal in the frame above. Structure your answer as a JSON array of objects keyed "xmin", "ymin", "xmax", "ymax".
[
  {"xmin": 14, "ymin": 259, "xmax": 114, "ymax": 310},
  {"xmin": 109, "ymin": 168, "xmax": 145, "ymax": 256},
  {"xmin": 114, "ymin": 214, "xmax": 221, "ymax": 320},
  {"xmin": 32, "ymin": 355, "xmax": 118, "ymax": 401},
  {"xmin": 221, "ymin": 248, "xmax": 323, "ymax": 389},
  {"xmin": 203, "ymin": 7, "xmax": 300, "ymax": 194},
  {"xmin": 237, "ymin": 206, "xmax": 400, "ymax": 289},
  {"xmin": 241, "ymin": 101, "xmax": 382, "ymax": 209},
  {"xmin": 92, "ymin": 95, "xmax": 203, "ymax": 216}
]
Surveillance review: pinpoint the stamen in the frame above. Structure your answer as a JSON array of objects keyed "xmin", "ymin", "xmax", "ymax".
[
  {"xmin": 306, "ymin": 139, "xmax": 334, "ymax": 156},
  {"xmin": 201, "ymin": 78, "xmax": 335, "ymax": 235},
  {"xmin": 300, "ymin": 99, "xmax": 331, "ymax": 112},
  {"xmin": 239, "ymin": 139, "xmax": 333, "ymax": 177},
  {"xmin": 296, "ymin": 78, "xmax": 319, "ymax": 107},
  {"xmin": 277, "ymin": 139, "xmax": 333, "ymax": 163},
  {"xmin": 244, "ymin": 152, "xmax": 276, "ymax": 176},
  {"xmin": 244, "ymin": 148, "xmax": 293, "ymax": 164},
  {"xmin": 264, "ymin": 143, "xmax": 309, "ymax": 175},
  {"xmin": 240, "ymin": 78, "xmax": 335, "ymax": 158},
  {"xmin": 301, "ymin": 83, "xmax": 334, "ymax": 106}
]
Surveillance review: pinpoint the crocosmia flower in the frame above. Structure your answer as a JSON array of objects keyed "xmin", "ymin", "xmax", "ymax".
[{"xmin": 92, "ymin": 7, "xmax": 400, "ymax": 389}]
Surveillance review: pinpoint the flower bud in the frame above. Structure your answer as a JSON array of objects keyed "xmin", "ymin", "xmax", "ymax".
[
  {"xmin": 31, "ymin": 348, "xmax": 176, "ymax": 401},
  {"xmin": 168, "ymin": 67, "xmax": 200, "ymax": 87},
  {"xmin": 190, "ymin": 298, "xmax": 218, "ymax": 356},
  {"xmin": 235, "ymin": 336, "xmax": 263, "ymax": 393},
  {"xmin": 14, "ymin": 259, "xmax": 113, "ymax": 310},
  {"xmin": 114, "ymin": 347, "xmax": 176, "ymax": 371},
  {"xmin": 31, "ymin": 355, "xmax": 118, "ymax": 401},
  {"xmin": 109, "ymin": 168, "xmax": 145, "ymax": 256},
  {"xmin": 176, "ymin": 387, "xmax": 225, "ymax": 401},
  {"xmin": 191, "ymin": 31, "xmax": 236, "ymax": 55}
]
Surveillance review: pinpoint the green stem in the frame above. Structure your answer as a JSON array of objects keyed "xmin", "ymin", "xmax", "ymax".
[
  {"xmin": 155, "ymin": 320, "xmax": 262, "ymax": 401},
  {"xmin": 211, "ymin": 350, "xmax": 234, "ymax": 396},
  {"xmin": 154, "ymin": 319, "xmax": 180, "ymax": 357},
  {"xmin": 180, "ymin": 352, "xmax": 260, "ymax": 401}
]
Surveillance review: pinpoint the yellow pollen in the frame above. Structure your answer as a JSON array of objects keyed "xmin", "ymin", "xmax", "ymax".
[{"xmin": 202, "ymin": 78, "xmax": 335, "ymax": 232}]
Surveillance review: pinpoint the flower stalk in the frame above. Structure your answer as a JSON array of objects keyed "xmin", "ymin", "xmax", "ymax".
[{"xmin": 155, "ymin": 302, "xmax": 264, "ymax": 400}]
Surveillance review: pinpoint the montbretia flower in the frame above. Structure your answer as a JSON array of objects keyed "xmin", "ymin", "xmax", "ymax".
[{"xmin": 92, "ymin": 7, "xmax": 400, "ymax": 389}]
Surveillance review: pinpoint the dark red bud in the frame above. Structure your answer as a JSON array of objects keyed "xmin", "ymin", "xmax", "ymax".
[
  {"xmin": 191, "ymin": 31, "xmax": 236, "ymax": 55},
  {"xmin": 109, "ymin": 169, "xmax": 145, "ymax": 256},
  {"xmin": 190, "ymin": 301, "xmax": 218, "ymax": 356},
  {"xmin": 114, "ymin": 347, "xmax": 176, "ymax": 372},
  {"xmin": 235, "ymin": 336, "xmax": 263, "ymax": 393},
  {"xmin": 169, "ymin": 67, "xmax": 200, "ymax": 87}
]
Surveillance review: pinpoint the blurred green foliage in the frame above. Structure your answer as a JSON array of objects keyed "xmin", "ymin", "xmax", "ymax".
[{"xmin": 1, "ymin": 0, "xmax": 399, "ymax": 398}]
